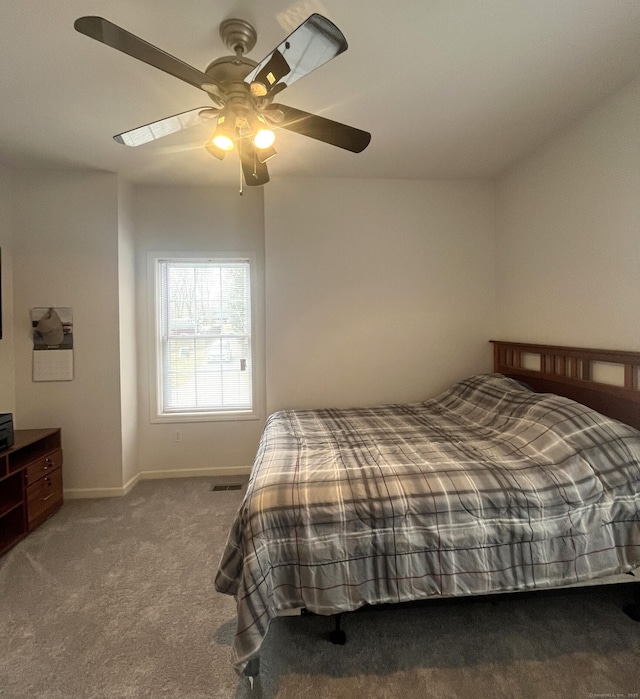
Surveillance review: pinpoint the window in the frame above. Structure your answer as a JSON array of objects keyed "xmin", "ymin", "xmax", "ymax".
[{"xmin": 150, "ymin": 255, "xmax": 256, "ymax": 421}]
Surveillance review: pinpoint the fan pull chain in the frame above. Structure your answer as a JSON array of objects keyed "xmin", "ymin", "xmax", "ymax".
[{"xmin": 238, "ymin": 151, "xmax": 243, "ymax": 196}]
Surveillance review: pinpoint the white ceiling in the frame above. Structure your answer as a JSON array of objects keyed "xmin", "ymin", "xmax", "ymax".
[{"xmin": 1, "ymin": 0, "xmax": 639, "ymax": 186}]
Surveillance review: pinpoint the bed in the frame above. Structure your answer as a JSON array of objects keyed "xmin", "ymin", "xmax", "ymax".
[{"xmin": 215, "ymin": 341, "xmax": 640, "ymax": 677}]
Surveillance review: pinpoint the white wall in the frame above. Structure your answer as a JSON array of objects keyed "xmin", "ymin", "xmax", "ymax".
[
  {"xmin": 12, "ymin": 169, "xmax": 124, "ymax": 493},
  {"xmin": 264, "ymin": 178, "xmax": 496, "ymax": 412},
  {"xmin": 0, "ymin": 163, "xmax": 16, "ymax": 416},
  {"xmin": 495, "ymin": 76, "xmax": 640, "ymax": 349},
  {"xmin": 132, "ymin": 184, "xmax": 265, "ymax": 476}
]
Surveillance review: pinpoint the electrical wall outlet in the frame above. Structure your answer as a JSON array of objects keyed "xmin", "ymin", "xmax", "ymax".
[{"xmin": 173, "ymin": 430, "xmax": 182, "ymax": 443}]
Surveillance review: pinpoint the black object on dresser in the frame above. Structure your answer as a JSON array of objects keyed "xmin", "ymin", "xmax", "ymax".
[
  {"xmin": 0, "ymin": 413, "xmax": 14, "ymax": 451},
  {"xmin": 0, "ymin": 428, "xmax": 63, "ymax": 556}
]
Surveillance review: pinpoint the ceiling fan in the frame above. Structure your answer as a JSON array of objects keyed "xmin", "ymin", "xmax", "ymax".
[{"xmin": 74, "ymin": 13, "xmax": 371, "ymax": 187}]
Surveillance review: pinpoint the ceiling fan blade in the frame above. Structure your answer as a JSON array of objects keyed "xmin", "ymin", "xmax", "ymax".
[
  {"xmin": 114, "ymin": 108, "xmax": 218, "ymax": 146},
  {"xmin": 266, "ymin": 104, "xmax": 371, "ymax": 153},
  {"xmin": 249, "ymin": 49, "xmax": 290, "ymax": 97},
  {"xmin": 238, "ymin": 140, "xmax": 270, "ymax": 186},
  {"xmin": 244, "ymin": 14, "xmax": 347, "ymax": 96},
  {"xmin": 74, "ymin": 16, "xmax": 220, "ymax": 94}
]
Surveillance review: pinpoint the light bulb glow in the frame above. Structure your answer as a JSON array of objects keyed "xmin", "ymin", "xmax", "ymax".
[
  {"xmin": 212, "ymin": 134, "xmax": 234, "ymax": 151},
  {"xmin": 250, "ymin": 82, "xmax": 268, "ymax": 98},
  {"xmin": 253, "ymin": 129, "xmax": 275, "ymax": 149},
  {"xmin": 212, "ymin": 111, "xmax": 236, "ymax": 152}
]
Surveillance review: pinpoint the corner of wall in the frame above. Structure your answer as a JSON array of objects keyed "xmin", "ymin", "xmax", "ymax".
[
  {"xmin": 0, "ymin": 164, "xmax": 17, "ymax": 416},
  {"xmin": 117, "ymin": 179, "xmax": 140, "ymax": 486}
]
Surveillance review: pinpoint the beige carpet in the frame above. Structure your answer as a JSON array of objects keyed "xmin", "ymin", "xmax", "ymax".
[{"xmin": 0, "ymin": 477, "xmax": 638, "ymax": 698}]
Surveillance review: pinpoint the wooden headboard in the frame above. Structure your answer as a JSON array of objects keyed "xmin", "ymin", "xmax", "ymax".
[{"xmin": 491, "ymin": 341, "xmax": 640, "ymax": 431}]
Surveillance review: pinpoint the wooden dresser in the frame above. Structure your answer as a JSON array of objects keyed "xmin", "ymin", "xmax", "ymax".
[{"xmin": 0, "ymin": 428, "xmax": 63, "ymax": 556}]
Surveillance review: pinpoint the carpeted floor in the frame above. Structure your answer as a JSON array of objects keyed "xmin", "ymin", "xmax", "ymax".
[{"xmin": 0, "ymin": 477, "xmax": 638, "ymax": 698}]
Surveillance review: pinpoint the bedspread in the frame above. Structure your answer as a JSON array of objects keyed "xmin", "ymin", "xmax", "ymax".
[{"xmin": 215, "ymin": 373, "xmax": 640, "ymax": 675}]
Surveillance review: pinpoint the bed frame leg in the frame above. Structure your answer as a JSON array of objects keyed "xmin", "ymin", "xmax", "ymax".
[
  {"xmin": 622, "ymin": 573, "xmax": 640, "ymax": 621},
  {"xmin": 623, "ymin": 602, "xmax": 640, "ymax": 622},
  {"xmin": 243, "ymin": 657, "xmax": 260, "ymax": 684},
  {"xmin": 622, "ymin": 582, "xmax": 640, "ymax": 622},
  {"xmin": 329, "ymin": 613, "xmax": 347, "ymax": 645}
]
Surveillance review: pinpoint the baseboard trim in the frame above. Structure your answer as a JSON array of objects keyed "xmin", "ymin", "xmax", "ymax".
[
  {"xmin": 64, "ymin": 485, "xmax": 131, "ymax": 500},
  {"xmin": 64, "ymin": 465, "xmax": 252, "ymax": 499}
]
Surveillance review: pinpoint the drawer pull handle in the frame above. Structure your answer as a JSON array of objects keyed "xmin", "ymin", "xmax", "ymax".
[{"xmin": 42, "ymin": 494, "xmax": 54, "ymax": 502}]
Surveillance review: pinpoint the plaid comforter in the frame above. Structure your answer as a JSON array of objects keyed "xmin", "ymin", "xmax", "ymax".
[{"xmin": 215, "ymin": 374, "xmax": 640, "ymax": 675}]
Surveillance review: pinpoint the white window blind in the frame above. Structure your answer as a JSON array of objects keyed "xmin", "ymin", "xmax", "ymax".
[{"xmin": 156, "ymin": 258, "xmax": 253, "ymax": 417}]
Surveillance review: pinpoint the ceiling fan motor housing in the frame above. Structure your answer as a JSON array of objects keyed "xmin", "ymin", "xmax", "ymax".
[
  {"xmin": 202, "ymin": 19, "xmax": 262, "ymax": 111},
  {"xmin": 219, "ymin": 18, "xmax": 257, "ymax": 55},
  {"xmin": 205, "ymin": 55, "xmax": 257, "ymax": 86}
]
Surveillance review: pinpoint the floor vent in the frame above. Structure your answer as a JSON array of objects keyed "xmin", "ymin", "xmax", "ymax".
[{"xmin": 211, "ymin": 484, "xmax": 243, "ymax": 492}]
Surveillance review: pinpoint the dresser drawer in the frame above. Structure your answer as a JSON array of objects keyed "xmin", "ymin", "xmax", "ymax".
[
  {"xmin": 27, "ymin": 466, "xmax": 63, "ymax": 529},
  {"xmin": 25, "ymin": 449, "xmax": 63, "ymax": 486}
]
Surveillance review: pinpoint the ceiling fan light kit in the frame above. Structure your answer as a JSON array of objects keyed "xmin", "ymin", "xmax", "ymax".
[
  {"xmin": 74, "ymin": 12, "xmax": 371, "ymax": 188},
  {"xmin": 246, "ymin": 112, "xmax": 275, "ymax": 149},
  {"xmin": 212, "ymin": 110, "xmax": 237, "ymax": 152},
  {"xmin": 256, "ymin": 145, "xmax": 277, "ymax": 164},
  {"xmin": 205, "ymin": 141, "xmax": 227, "ymax": 162}
]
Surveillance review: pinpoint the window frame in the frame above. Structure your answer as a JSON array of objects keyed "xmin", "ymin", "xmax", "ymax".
[{"xmin": 147, "ymin": 251, "xmax": 260, "ymax": 424}]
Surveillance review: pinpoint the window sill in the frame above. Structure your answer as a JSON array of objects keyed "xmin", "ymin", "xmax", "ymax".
[{"xmin": 150, "ymin": 410, "xmax": 260, "ymax": 424}]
